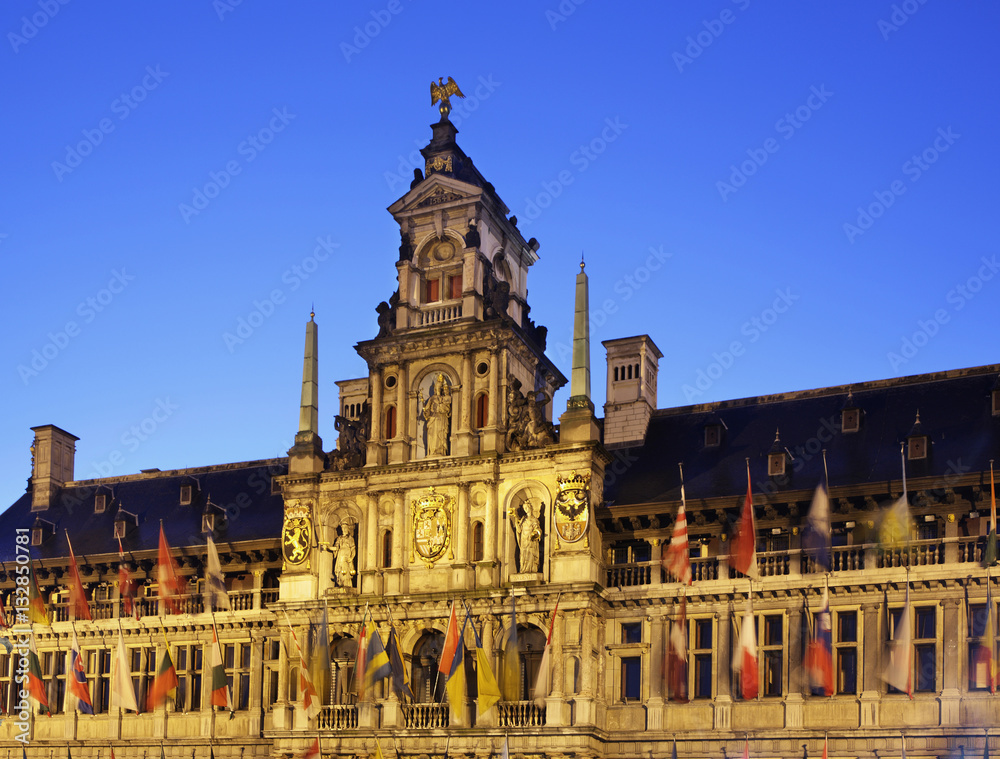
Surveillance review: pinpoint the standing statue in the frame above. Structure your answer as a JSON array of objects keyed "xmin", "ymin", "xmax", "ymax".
[
  {"xmin": 420, "ymin": 374, "xmax": 453, "ymax": 456},
  {"xmin": 512, "ymin": 499, "xmax": 542, "ymax": 574},
  {"xmin": 332, "ymin": 524, "xmax": 356, "ymax": 588}
]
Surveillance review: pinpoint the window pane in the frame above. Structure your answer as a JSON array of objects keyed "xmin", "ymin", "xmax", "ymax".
[
  {"xmin": 694, "ymin": 654, "xmax": 712, "ymax": 698},
  {"xmin": 765, "ymin": 616, "xmax": 782, "ymax": 646},
  {"xmin": 915, "ymin": 644, "xmax": 935, "ymax": 691},
  {"xmin": 838, "ymin": 612, "xmax": 857, "ymax": 642},
  {"xmin": 622, "ymin": 623, "xmax": 642, "ymax": 644},
  {"xmin": 696, "ymin": 620, "xmax": 712, "ymax": 650},
  {"xmin": 916, "ymin": 608, "xmax": 935, "ymax": 639},
  {"xmin": 621, "ymin": 657, "xmax": 641, "ymax": 700},
  {"xmin": 764, "ymin": 651, "xmax": 782, "ymax": 696},
  {"xmin": 837, "ymin": 649, "xmax": 857, "ymax": 694}
]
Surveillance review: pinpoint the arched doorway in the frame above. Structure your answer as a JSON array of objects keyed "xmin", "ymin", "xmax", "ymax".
[{"xmin": 411, "ymin": 631, "xmax": 446, "ymax": 703}]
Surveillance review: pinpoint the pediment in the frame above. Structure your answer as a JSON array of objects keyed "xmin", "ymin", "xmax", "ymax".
[{"xmin": 388, "ymin": 173, "xmax": 481, "ymax": 216}]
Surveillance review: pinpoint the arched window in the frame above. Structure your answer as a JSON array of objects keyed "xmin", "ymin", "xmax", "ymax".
[
  {"xmin": 288, "ymin": 666, "xmax": 298, "ymax": 702},
  {"xmin": 411, "ymin": 632, "xmax": 446, "ymax": 703},
  {"xmin": 614, "ymin": 366, "xmax": 619, "ymax": 382},
  {"xmin": 503, "ymin": 626, "xmax": 546, "ymax": 702},
  {"xmin": 475, "ymin": 393, "xmax": 489, "ymax": 429},
  {"xmin": 331, "ymin": 637, "xmax": 358, "ymax": 705},
  {"xmin": 472, "ymin": 522, "xmax": 484, "ymax": 562},
  {"xmin": 381, "ymin": 529, "xmax": 393, "ymax": 569},
  {"xmin": 385, "ymin": 405, "xmax": 397, "ymax": 439}
]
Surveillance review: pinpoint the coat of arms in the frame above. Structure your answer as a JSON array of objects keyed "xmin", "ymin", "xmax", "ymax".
[
  {"xmin": 411, "ymin": 487, "xmax": 454, "ymax": 566},
  {"xmin": 282, "ymin": 501, "xmax": 313, "ymax": 566},
  {"xmin": 554, "ymin": 472, "xmax": 590, "ymax": 544}
]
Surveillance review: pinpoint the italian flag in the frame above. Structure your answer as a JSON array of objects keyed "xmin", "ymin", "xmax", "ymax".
[
  {"xmin": 146, "ymin": 645, "xmax": 179, "ymax": 711},
  {"xmin": 27, "ymin": 634, "xmax": 49, "ymax": 713},
  {"xmin": 210, "ymin": 626, "xmax": 233, "ymax": 710}
]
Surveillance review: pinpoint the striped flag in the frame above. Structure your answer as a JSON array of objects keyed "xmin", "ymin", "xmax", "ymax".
[
  {"xmin": 118, "ymin": 537, "xmax": 138, "ymax": 620},
  {"xmin": 210, "ymin": 625, "xmax": 233, "ymax": 710},
  {"xmin": 70, "ymin": 629, "xmax": 95, "ymax": 714},
  {"xmin": 146, "ymin": 644, "xmax": 179, "ymax": 711},
  {"xmin": 731, "ymin": 473, "xmax": 759, "ymax": 579},
  {"xmin": 882, "ymin": 585, "xmax": 913, "ymax": 697},
  {"xmin": 28, "ymin": 563, "xmax": 50, "ymax": 626},
  {"xmin": 470, "ymin": 615, "xmax": 501, "ymax": 716},
  {"xmin": 66, "ymin": 533, "xmax": 92, "ymax": 622},
  {"xmin": 365, "ymin": 620, "xmax": 392, "ymax": 693},
  {"xmin": 663, "ymin": 500, "xmax": 692, "ymax": 585},
  {"xmin": 805, "ymin": 587, "xmax": 834, "ymax": 696},
  {"xmin": 972, "ymin": 578, "xmax": 996, "ymax": 693},
  {"xmin": 386, "ymin": 621, "xmax": 413, "ymax": 701},
  {"xmin": 733, "ymin": 600, "xmax": 758, "ymax": 700},
  {"xmin": 286, "ymin": 619, "xmax": 319, "ymax": 719},
  {"xmin": 112, "ymin": 632, "xmax": 139, "ymax": 712},
  {"xmin": 204, "ymin": 535, "xmax": 231, "ymax": 612},
  {"xmin": 532, "ymin": 600, "xmax": 559, "ymax": 707},
  {"xmin": 354, "ymin": 612, "xmax": 369, "ymax": 699},
  {"xmin": 667, "ymin": 596, "xmax": 688, "ymax": 703},
  {"xmin": 27, "ymin": 633, "xmax": 49, "ymax": 714},
  {"xmin": 821, "ymin": 735, "xmax": 829, "ymax": 759},
  {"xmin": 439, "ymin": 602, "xmax": 461, "ymax": 679},
  {"xmin": 157, "ymin": 525, "xmax": 186, "ymax": 614},
  {"xmin": 982, "ymin": 461, "xmax": 997, "ymax": 568},
  {"xmin": 802, "ymin": 480, "xmax": 832, "ymax": 572},
  {"xmin": 444, "ymin": 612, "xmax": 468, "ymax": 720},
  {"xmin": 300, "ymin": 738, "xmax": 320, "ymax": 759}
]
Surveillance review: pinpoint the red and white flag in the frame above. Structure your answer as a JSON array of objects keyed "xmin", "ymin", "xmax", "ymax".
[
  {"xmin": 882, "ymin": 585, "xmax": 913, "ymax": 697},
  {"xmin": 733, "ymin": 600, "xmax": 758, "ymax": 700},
  {"xmin": 663, "ymin": 499, "xmax": 692, "ymax": 585},
  {"xmin": 731, "ymin": 472, "xmax": 759, "ymax": 579},
  {"xmin": 667, "ymin": 595, "xmax": 688, "ymax": 702},
  {"xmin": 118, "ymin": 537, "xmax": 138, "ymax": 620},
  {"xmin": 67, "ymin": 533, "xmax": 92, "ymax": 622},
  {"xmin": 157, "ymin": 525, "xmax": 186, "ymax": 614}
]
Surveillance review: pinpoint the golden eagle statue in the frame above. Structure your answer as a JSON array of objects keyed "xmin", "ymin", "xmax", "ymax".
[{"xmin": 430, "ymin": 76, "xmax": 465, "ymax": 119}]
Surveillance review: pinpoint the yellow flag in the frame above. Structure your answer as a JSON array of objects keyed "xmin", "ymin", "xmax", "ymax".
[{"xmin": 476, "ymin": 645, "xmax": 502, "ymax": 716}]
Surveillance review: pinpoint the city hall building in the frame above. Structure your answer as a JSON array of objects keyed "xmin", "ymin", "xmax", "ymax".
[{"xmin": 1, "ymin": 94, "xmax": 998, "ymax": 759}]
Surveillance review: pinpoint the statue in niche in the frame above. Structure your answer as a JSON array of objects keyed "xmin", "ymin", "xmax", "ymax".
[
  {"xmin": 332, "ymin": 523, "xmax": 356, "ymax": 588},
  {"xmin": 419, "ymin": 374, "xmax": 453, "ymax": 456},
  {"xmin": 511, "ymin": 499, "xmax": 543, "ymax": 574}
]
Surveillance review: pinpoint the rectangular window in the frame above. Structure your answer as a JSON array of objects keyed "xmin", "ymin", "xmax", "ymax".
[
  {"xmin": 0, "ymin": 653, "xmax": 13, "ymax": 714},
  {"xmin": 129, "ymin": 647, "xmax": 154, "ymax": 712},
  {"xmin": 45, "ymin": 651, "xmax": 66, "ymax": 714},
  {"xmin": 180, "ymin": 485, "xmax": 193, "ymax": 505},
  {"xmin": 264, "ymin": 639, "xmax": 281, "ymax": 709},
  {"xmin": 836, "ymin": 611, "xmax": 858, "ymax": 695},
  {"xmin": 914, "ymin": 607, "xmax": 936, "ymax": 692},
  {"xmin": 693, "ymin": 618, "xmax": 713, "ymax": 699},
  {"xmin": 762, "ymin": 615, "xmax": 783, "ymax": 697},
  {"xmin": 449, "ymin": 273, "xmax": 463, "ymax": 300},
  {"xmin": 621, "ymin": 622, "xmax": 642, "ymax": 645},
  {"xmin": 621, "ymin": 656, "xmax": 641, "ymax": 701},
  {"xmin": 93, "ymin": 648, "xmax": 112, "ymax": 713},
  {"xmin": 226, "ymin": 643, "xmax": 252, "ymax": 711},
  {"xmin": 175, "ymin": 645, "xmax": 202, "ymax": 712},
  {"xmin": 424, "ymin": 279, "xmax": 440, "ymax": 303},
  {"xmin": 968, "ymin": 603, "xmax": 999, "ymax": 690}
]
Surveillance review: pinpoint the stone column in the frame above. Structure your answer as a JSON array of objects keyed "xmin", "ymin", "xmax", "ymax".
[
  {"xmin": 860, "ymin": 601, "xmax": 881, "ymax": 727},
  {"xmin": 392, "ymin": 490, "xmax": 405, "ymax": 568},
  {"xmin": 367, "ymin": 365, "xmax": 384, "ymax": 466},
  {"xmin": 456, "ymin": 483, "xmax": 470, "ymax": 563},
  {"xmin": 647, "ymin": 611, "xmax": 666, "ymax": 730},
  {"xmin": 575, "ymin": 609, "xmax": 596, "ymax": 726},
  {"xmin": 939, "ymin": 598, "xmax": 961, "ymax": 725},
  {"xmin": 248, "ymin": 628, "xmax": 265, "ymax": 735},
  {"xmin": 546, "ymin": 606, "xmax": 570, "ymax": 726},
  {"xmin": 456, "ymin": 351, "xmax": 474, "ymax": 456},
  {"xmin": 271, "ymin": 627, "xmax": 291, "ymax": 730},
  {"xmin": 650, "ymin": 539, "xmax": 663, "ymax": 586},
  {"xmin": 252, "ymin": 569, "xmax": 263, "ymax": 611},
  {"xmin": 395, "ymin": 363, "xmax": 410, "ymax": 463},
  {"xmin": 785, "ymin": 604, "xmax": 804, "ymax": 728},
  {"xmin": 482, "ymin": 348, "xmax": 501, "ymax": 452},
  {"xmin": 714, "ymin": 608, "xmax": 732, "ymax": 730},
  {"xmin": 485, "ymin": 480, "xmax": 498, "ymax": 563},
  {"xmin": 364, "ymin": 493, "xmax": 380, "ymax": 594}
]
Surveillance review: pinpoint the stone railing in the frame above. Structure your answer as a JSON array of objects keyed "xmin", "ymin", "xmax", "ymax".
[
  {"xmin": 402, "ymin": 703, "xmax": 449, "ymax": 729},
  {"xmin": 876, "ymin": 540, "xmax": 944, "ymax": 568},
  {"xmin": 958, "ymin": 536, "xmax": 989, "ymax": 564},
  {"xmin": 606, "ymin": 562, "xmax": 652, "ymax": 588},
  {"xmin": 497, "ymin": 701, "xmax": 546, "ymax": 728},
  {"xmin": 417, "ymin": 301, "xmax": 462, "ymax": 326},
  {"xmin": 318, "ymin": 705, "xmax": 358, "ymax": 730}
]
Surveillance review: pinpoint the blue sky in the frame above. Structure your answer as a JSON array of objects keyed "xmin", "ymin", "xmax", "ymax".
[{"xmin": 2, "ymin": 1, "xmax": 998, "ymax": 509}]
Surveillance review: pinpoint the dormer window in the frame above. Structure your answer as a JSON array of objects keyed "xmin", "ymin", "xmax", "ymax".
[
  {"xmin": 114, "ymin": 510, "xmax": 137, "ymax": 539},
  {"xmin": 768, "ymin": 429, "xmax": 788, "ymax": 477},
  {"xmin": 180, "ymin": 485, "xmax": 193, "ymax": 505},
  {"xmin": 704, "ymin": 416, "xmax": 725, "ymax": 448},
  {"xmin": 32, "ymin": 518, "xmax": 55, "ymax": 546},
  {"xmin": 202, "ymin": 513, "xmax": 216, "ymax": 534},
  {"xmin": 840, "ymin": 390, "xmax": 861, "ymax": 434},
  {"xmin": 907, "ymin": 411, "xmax": 927, "ymax": 460},
  {"xmin": 94, "ymin": 493, "xmax": 107, "ymax": 514}
]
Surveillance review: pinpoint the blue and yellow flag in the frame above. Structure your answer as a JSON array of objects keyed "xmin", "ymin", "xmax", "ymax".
[
  {"xmin": 365, "ymin": 620, "xmax": 392, "ymax": 692},
  {"xmin": 502, "ymin": 595, "xmax": 520, "ymax": 700},
  {"xmin": 386, "ymin": 623, "xmax": 413, "ymax": 701},
  {"xmin": 470, "ymin": 613, "xmax": 501, "ymax": 716},
  {"xmin": 445, "ymin": 613, "xmax": 468, "ymax": 719}
]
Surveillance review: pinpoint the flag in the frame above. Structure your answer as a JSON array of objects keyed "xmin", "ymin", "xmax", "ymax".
[
  {"xmin": 733, "ymin": 601, "xmax": 758, "ymax": 700},
  {"xmin": 502, "ymin": 735, "xmax": 510, "ymax": 759},
  {"xmin": 365, "ymin": 620, "xmax": 393, "ymax": 693},
  {"xmin": 533, "ymin": 600, "xmax": 558, "ymax": 707},
  {"xmin": 210, "ymin": 626, "xmax": 233, "ymax": 710},
  {"xmin": 355, "ymin": 612, "xmax": 369, "ymax": 699},
  {"xmin": 28, "ymin": 563, "xmax": 50, "ymax": 626},
  {"xmin": 731, "ymin": 474, "xmax": 759, "ymax": 579},
  {"xmin": 667, "ymin": 596, "xmax": 688, "ymax": 702},
  {"xmin": 118, "ymin": 537, "xmax": 138, "ymax": 620},
  {"xmin": 805, "ymin": 587, "xmax": 834, "ymax": 696},
  {"xmin": 112, "ymin": 632, "xmax": 139, "ymax": 712},
  {"xmin": 286, "ymin": 620, "xmax": 320, "ymax": 718},
  {"xmin": 374, "ymin": 737, "xmax": 386, "ymax": 759},
  {"xmin": 802, "ymin": 481, "xmax": 832, "ymax": 572},
  {"xmin": 879, "ymin": 494, "xmax": 911, "ymax": 552},
  {"xmin": 972, "ymin": 579, "xmax": 996, "ymax": 693},
  {"xmin": 671, "ymin": 739, "xmax": 678, "ymax": 759},
  {"xmin": 69, "ymin": 629, "xmax": 95, "ymax": 714},
  {"xmin": 822, "ymin": 736, "xmax": 829, "ymax": 759},
  {"xmin": 157, "ymin": 524, "xmax": 186, "ymax": 614},
  {"xmin": 146, "ymin": 644, "xmax": 179, "ymax": 711},
  {"xmin": 204, "ymin": 535, "xmax": 231, "ymax": 612},
  {"xmin": 982, "ymin": 462, "xmax": 998, "ymax": 568},
  {"xmin": 439, "ymin": 602, "xmax": 461, "ymax": 678},
  {"xmin": 300, "ymin": 739, "xmax": 320, "ymax": 759},
  {"xmin": 502, "ymin": 595, "xmax": 520, "ymax": 701},
  {"xmin": 882, "ymin": 585, "xmax": 913, "ymax": 697},
  {"xmin": 444, "ymin": 612, "xmax": 468, "ymax": 719},
  {"xmin": 311, "ymin": 607, "xmax": 331, "ymax": 706},
  {"xmin": 27, "ymin": 634, "xmax": 49, "ymax": 714},
  {"xmin": 663, "ymin": 501, "xmax": 692, "ymax": 585},
  {"xmin": 470, "ymin": 615, "xmax": 501, "ymax": 716},
  {"xmin": 743, "ymin": 738, "xmax": 750, "ymax": 759},
  {"xmin": 66, "ymin": 533, "xmax": 93, "ymax": 622},
  {"xmin": 386, "ymin": 621, "xmax": 413, "ymax": 701}
]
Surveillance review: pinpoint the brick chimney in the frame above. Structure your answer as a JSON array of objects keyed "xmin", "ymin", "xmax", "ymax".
[{"xmin": 30, "ymin": 425, "xmax": 78, "ymax": 511}]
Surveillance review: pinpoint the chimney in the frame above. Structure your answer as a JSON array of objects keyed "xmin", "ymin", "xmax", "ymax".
[{"xmin": 30, "ymin": 425, "xmax": 79, "ymax": 511}]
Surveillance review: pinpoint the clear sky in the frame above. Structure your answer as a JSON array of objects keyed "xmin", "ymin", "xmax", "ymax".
[{"xmin": 2, "ymin": 1, "xmax": 998, "ymax": 509}]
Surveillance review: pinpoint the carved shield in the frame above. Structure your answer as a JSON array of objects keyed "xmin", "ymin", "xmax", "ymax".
[
  {"xmin": 411, "ymin": 488, "xmax": 453, "ymax": 566},
  {"xmin": 554, "ymin": 472, "xmax": 590, "ymax": 544},
  {"xmin": 282, "ymin": 514, "xmax": 312, "ymax": 565}
]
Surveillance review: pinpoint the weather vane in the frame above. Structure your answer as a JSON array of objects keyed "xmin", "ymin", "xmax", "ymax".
[{"xmin": 430, "ymin": 76, "xmax": 465, "ymax": 120}]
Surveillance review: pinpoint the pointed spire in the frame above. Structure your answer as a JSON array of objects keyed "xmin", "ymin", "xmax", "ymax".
[
  {"xmin": 559, "ymin": 260, "xmax": 599, "ymax": 442},
  {"xmin": 288, "ymin": 311, "xmax": 325, "ymax": 474}
]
